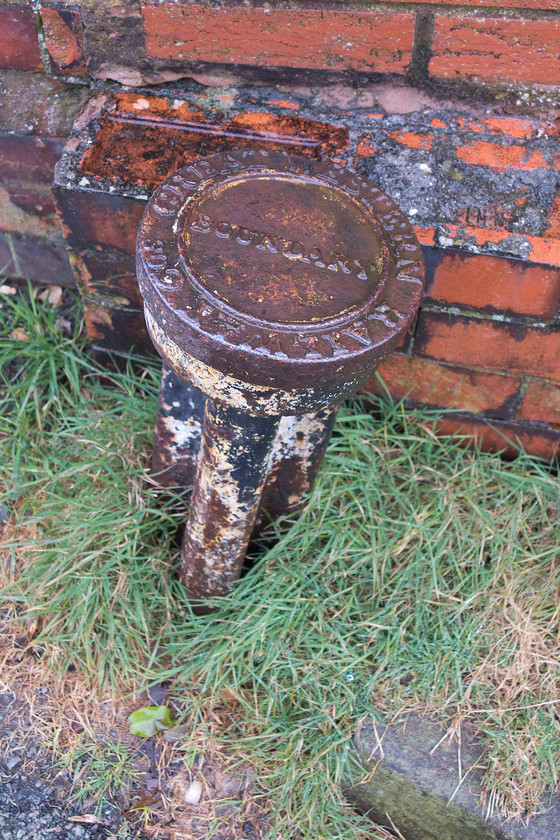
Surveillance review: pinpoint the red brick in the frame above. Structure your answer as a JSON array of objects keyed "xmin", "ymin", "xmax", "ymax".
[
  {"xmin": 68, "ymin": 249, "xmax": 140, "ymax": 308},
  {"xmin": 517, "ymin": 379, "xmax": 560, "ymax": 425},
  {"xmin": 0, "ymin": 5, "xmax": 43, "ymax": 73},
  {"xmin": 40, "ymin": 6, "xmax": 87, "ymax": 76},
  {"xmin": 9, "ymin": 233, "xmax": 75, "ymax": 287},
  {"xmin": 0, "ymin": 134, "xmax": 63, "ymax": 217},
  {"xmin": 425, "ymin": 251, "xmax": 560, "ymax": 318},
  {"xmin": 430, "ymin": 17, "xmax": 560, "ymax": 86},
  {"xmin": 53, "ymin": 189, "xmax": 145, "ymax": 254},
  {"xmin": 384, "ymin": 0, "xmax": 555, "ymax": 6},
  {"xmin": 364, "ymin": 353, "xmax": 520, "ymax": 416},
  {"xmin": 79, "ymin": 94, "xmax": 348, "ymax": 190},
  {"xmin": 141, "ymin": 4, "xmax": 415, "ymax": 74},
  {"xmin": 434, "ymin": 415, "xmax": 559, "ymax": 461},
  {"xmin": 416, "ymin": 312, "xmax": 560, "ymax": 382},
  {"xmin": 84, "ymin": 301, "xmax": 155, "ymax": 357},
  {"xmin": 439, "ymin": 225, "xmax": 560, "ymax": 270}
]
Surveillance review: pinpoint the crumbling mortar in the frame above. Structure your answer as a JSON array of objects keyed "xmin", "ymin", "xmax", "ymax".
[
  {"xmin": 420, "ymin": 301, "xmax": 558, "ymax": 330},
  {"xmin": 29, "ymin": 0, "xmax": 54, "ymax": 76},
  {"xmin": 504, "ymin": 375, "xmax": 533, "ymax": 421}
]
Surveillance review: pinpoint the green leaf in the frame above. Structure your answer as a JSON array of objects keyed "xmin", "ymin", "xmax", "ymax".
[{"xmin": 128, "ymin": 705, "xmax": 177, "ymax": 738}]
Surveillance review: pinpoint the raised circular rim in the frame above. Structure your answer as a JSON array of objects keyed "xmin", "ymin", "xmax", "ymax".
[{"xmin": 136, "ymin": 149, "xmax": 424, "ymax": 388}]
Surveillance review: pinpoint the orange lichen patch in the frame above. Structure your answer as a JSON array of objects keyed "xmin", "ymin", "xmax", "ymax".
[
  {"xmin": 526, "ymin": 236, "xmax": 560, "ymax": 267},
  {"xmin": 483, "ymin": 116, "xmax": 542, "ymax": 140},
  {"xmin": 79, "ymin": 98, "xmax": 348, "ymax": 189},
  {"xmin": 413, "ymin": 226, "xmax": 435, "ymax": 246},
  {"xmin": 544, "ymin": 191, "xmax": 560, "ymax": 239},
  {"xmin": 457, "ymin": 117, "xmax": 484, "ymax": 134},
  {"xmin": 365, "ymin": 113, "xmax": 384, "ymax": 119},
  {"xmin": 389, "ymin": 130, "xmax": 434, "ymax": 150},
  {"xmin": 442, "ymin": 224, "xmax": 519, "ymax": 247},
  {"xmin": 430, "ymin": 118, "xmax": 446, "ymax": 129},
  {"xmin": 114, "ymin": 91, "xmax": 213, "ymax": 124},
  {"xmin": 267, "ymin": 99, "xmax": 300, "ymax": 110},
  {"xmin": 456, "ymin": 141, "xmax": 547, "ymax": 171},
  {"xmin": 354, "ymin": 137, "xmax": 380, "ymax": 160}
]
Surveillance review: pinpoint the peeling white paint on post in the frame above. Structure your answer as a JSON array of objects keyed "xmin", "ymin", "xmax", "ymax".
[
  {"xmin": 254, "ymin": 407, "xmax": 339, "ymax": 533},
  {"xmin": 180, "ymin": 400, "xmax": 281, "ymax": 609}
]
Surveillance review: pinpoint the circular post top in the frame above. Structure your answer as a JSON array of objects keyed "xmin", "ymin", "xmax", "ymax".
[{"xmin": 137, "ymin": 149, "xmax": 424, "ymax": 414}]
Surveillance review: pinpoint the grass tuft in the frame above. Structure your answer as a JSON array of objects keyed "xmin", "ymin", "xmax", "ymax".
[{"xmin": 1, "ymin": 285, "xmax": 560, "ymax": 836}]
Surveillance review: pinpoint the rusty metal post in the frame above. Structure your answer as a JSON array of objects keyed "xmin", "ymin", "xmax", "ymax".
[
  {"xmin": 179, "ymin": 400, "xmax": 280, "ymax": 603},
  {"xmin": 136, "ymin": 149, "xmax": 424, "ymax": 607},
  {"xmin": 151, "ymin": 362, "xmax": 205, "ymax": 487},
  {"xmin": 150, "ymin": 366, "xmax": 337, "ymax": 532},
  {"xmin": 253, "ymin": 407, "xmax": 339, "ymax": 534}
]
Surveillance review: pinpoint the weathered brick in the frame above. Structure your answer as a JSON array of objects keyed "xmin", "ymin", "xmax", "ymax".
[
  {"xmin": 39, "ymin": 6, "xmax": 87, "ymax": 76},
  {"xmin": 455, "ymin": 141, "xmax": 547, "ymax": 172},
  {"xmin": 415, "ymin": 312, "xmax": 560, "ymax": 382},
  {"xmin": 9, "ymin": 233, "xmax": 75, "ymax": 287},
  {"xmin": 385, "ymin": 0, "xmax": 555, "ymax": 6},
  {"xmin": 53, "ymin": 188, "xmax": 145, "ymax": 254},
  {"xmin": 365, "ymin": 353, "xmax": 521, "ymax": 416},
  {"xmin": 78, "ymin": 93, "xmax": 348, "ymax": 190},
  {"xmin": 430, "ymin": 17, "xmax": 560, "ymax": 86},
  {"xmin": 0, "ymin": 134, "xmax": 63, "ymax": 215},
  {"xmin": 142, "ymin": 4, "xmax": 415, "ymax": 74},
  {"xmin": 84, "ymin": 301, "xmax": 156, "ymax": 357},
  {"xmin": 0, "ymin": 231, "xmax": 16, "ymax": 276},
  {"xmin": 435, "ymin": 414, "xmax": 559, "ymax": 461},
  {"xmin": 425, "ymin": 250, "xmax": 560, "ymax": 318},
  {"xmin": 366, "ymin": 354, "xmax": 521, "ymax": 417},
  {"xmin": 517, "ymin": 379, "xmax": 560, "ymax": 425},
  {"xmin": 354, "ymin": 108, "xmax": 560, "ymax": 268},
  {"xmin": 0, "ymin": 5, "xmax": 43, "ymax": 73},
  {"xmin": 0, "ymin": 134, "xmax": 65, "ymax": 238},
  {"xmin": 0, "ymin": 69, "xmax": 90, "ymax": 136},
  {"xmin": 68, "ymin": 249, "xmax": 140, "ymax": 308}
]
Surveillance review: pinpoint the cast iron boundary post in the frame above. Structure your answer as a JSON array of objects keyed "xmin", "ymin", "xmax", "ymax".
[{"xmin": 136, "ymin": 149, "xmax": 424, "ymax": 611}]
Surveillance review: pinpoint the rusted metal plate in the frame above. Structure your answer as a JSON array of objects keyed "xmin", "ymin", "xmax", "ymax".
[{"xmin": 137, "ymin": 148, "xmax": 424, "ymax": 415}]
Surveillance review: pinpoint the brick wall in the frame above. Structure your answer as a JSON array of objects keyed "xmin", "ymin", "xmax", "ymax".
[{"xmin": 2, "ymin": 0, "xmax": 560, "ymax": 458}]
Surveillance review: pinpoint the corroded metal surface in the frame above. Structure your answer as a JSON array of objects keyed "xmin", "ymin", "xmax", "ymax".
[
  {"xmin": 137, "ymin": 148, "xmax": 424, "ymax": 415},
  {"xmin": 253, "ymin": 407, "xmax": 338, "ymax": 534},
  {"xmin": 137, "ymin": 148, "xmax": 424, "ymax": 604},
  {"xmin": 180, "ymin": 400, "xmax": 280, "ymax": 610},
  {"xmin": 151, "ymin": 365, "xmax": 337, "ymax": 530},
  {"xmin": 151, "ymin": 363, "xmax": 205, "ymax": 487}
]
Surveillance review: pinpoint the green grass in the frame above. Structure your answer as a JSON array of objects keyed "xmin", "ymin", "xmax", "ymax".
[{"xmin": 1, "ymin": 286, "xmax": 560, "ymax": 837}]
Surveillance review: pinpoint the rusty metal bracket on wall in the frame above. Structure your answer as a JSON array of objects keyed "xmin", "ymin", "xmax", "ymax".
[{"xmin": 136, "ymin": 148, "xmax": 424, "ymax": 611}]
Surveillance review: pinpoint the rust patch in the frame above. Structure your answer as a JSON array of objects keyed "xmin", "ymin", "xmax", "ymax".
[{"xmin": 79, "ymin": 93, "xmax": 348, "ymax": 190}]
